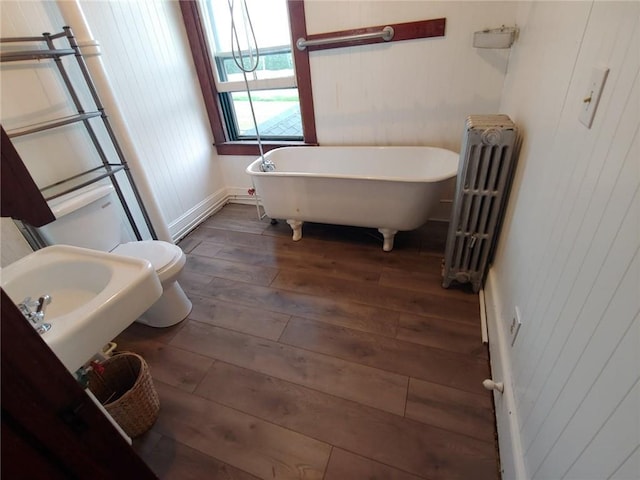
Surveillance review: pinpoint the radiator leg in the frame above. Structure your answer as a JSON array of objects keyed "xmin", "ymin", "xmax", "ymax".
[
  {"xmin": 286, "ymin": 219, "xmax": 304, "ymax": 241},
  {"xmin": 378, "ymin": 228, "xmax": 398, "ymax": 252}
]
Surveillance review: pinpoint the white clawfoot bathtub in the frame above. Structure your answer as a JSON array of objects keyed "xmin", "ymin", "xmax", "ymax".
[{"xmin": 246, "ymin": 146, "xmax": 459, "ymax": 251}]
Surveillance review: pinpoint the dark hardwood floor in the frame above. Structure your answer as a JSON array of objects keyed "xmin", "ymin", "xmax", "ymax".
[{"xmin": 116, "ymin": 203, "xmax": 499, "ymax": 480}]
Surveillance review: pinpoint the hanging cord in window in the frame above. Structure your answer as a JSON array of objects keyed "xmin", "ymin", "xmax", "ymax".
[{"xmin": 228, "ymin": 0, "xmax": 275, "ymax": 175}]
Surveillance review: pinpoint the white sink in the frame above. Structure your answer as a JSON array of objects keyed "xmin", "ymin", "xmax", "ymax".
[{"xmin": 1, "ymin": 245, "xmax": 162, "ymax": 372}]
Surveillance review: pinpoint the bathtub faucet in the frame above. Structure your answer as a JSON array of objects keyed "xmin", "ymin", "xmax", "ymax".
[{"xmin": 260, "ymin": 158, "xmax": 276, "ymax": 172}]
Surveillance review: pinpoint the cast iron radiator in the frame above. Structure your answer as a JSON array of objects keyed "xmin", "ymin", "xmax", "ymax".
[{"xmin": 442, "ymin": 114, "xmax": 518, "ymax": 292}]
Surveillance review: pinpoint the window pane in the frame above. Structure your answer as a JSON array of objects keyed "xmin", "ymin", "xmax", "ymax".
[
  {"xmin": 203, "ymin": 0, "xmax": 293, "ymax": 83},
  {"xmin": 230, "ymin": 88, "xmax": 302, "ymax": 139},
  {"xmin": 217, "ymin": 47, "xmax": 294, "ymax": 83}
]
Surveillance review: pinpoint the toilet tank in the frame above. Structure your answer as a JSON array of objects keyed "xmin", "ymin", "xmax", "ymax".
[{"xmin": 36, "ymin": 183, "xmax": 124, "ymax": 252}]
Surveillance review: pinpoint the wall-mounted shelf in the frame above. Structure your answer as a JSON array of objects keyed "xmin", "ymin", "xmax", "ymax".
[
  {"xmin": 0, "ymin": 27, "xmax": 156, "ymax": 241},
  {"xmin": 473, "ymin": 26, "xmax": 517, "ymax": 49}
]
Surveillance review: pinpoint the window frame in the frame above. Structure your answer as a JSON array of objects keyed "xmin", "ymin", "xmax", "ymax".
[{"xmin": 179, "ymin": 0, "xmax": 317, "ymax": 155}]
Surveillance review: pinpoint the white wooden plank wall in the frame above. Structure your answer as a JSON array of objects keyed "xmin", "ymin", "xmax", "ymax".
[
  {"xmin": 492, "ymin": 2, "xmax": 640, "ymax": 478},
  {"xmin": 79, "ymin": 0, "xmax": 225, "ymax": 237},
  {"xmin": 611, "ymin": 446, "xmax": 640, "ymax": 480}
]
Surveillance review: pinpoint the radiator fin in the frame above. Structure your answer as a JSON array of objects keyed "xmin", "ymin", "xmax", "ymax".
[{"xmin": 442, "ymin": 115, "xmax": 518, "ymax": 292}]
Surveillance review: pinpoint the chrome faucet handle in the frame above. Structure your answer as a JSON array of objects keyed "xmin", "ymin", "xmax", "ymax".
[
  {"xmin": 18, "ymin": 295, "xmax": 52, "ymax": 334},
  {"xmin": 34, "ymin": 295, "xmax": 52, "ymax": 334},
  {"xmin": 36, "ymin": 295, "xmax": 52, "ymax": 314}
]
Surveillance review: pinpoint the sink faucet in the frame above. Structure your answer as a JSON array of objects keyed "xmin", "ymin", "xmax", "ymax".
[{"xmin": 18, "ymin": 295, "xmax": 52, "ymax": 334}]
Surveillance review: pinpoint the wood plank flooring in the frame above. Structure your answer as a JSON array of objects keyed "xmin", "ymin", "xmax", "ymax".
[{"xmin": 116, "ymin": 203, "xmax": 499, "ymax": 480}]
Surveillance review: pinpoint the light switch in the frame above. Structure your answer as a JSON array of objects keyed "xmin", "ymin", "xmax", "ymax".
[{"xmin": 579, "ymin": 67, "xmax": 609, "ymax": 128}]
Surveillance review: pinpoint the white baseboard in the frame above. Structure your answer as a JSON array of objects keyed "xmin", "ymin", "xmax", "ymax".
[
  {"xmin": 484, "ymin": 268, "xmax": 528, "ymax": 480},
  {"xmin": 168, "ymin": 187, "xmax": 451, "ymax": 242},
  {"xmin": 168, "ymin": 187, "xmax": 228, "ymax": 242}
]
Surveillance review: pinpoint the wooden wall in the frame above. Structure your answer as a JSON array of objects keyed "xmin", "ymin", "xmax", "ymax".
[{"xmin": 488, "ymin": 2, "xmax": 639, "ymax": 478}]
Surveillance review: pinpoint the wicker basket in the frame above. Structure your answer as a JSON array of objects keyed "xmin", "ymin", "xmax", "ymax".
[{"xmin": 88, "ymin": 352, "xmax": 159, "ymax": 438}]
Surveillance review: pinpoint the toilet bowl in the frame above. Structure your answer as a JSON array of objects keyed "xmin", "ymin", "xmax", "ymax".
[
  {"xmin": 35, "ymin": 183, "xmax": 192, "ymax": 328},
  {"xmin": 112, "ymin": 241, "xmax": 191, "ymax": 327}
]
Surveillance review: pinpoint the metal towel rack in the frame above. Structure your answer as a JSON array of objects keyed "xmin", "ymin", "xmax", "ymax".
[{"xmin": 296, "ymin": 26, "xmax": 394, "ymax": 51}]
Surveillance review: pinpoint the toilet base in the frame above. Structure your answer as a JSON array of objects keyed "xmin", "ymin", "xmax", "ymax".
[{"xmin": 135, "ymin": 281, "xmax": 192, "ymax": 328}]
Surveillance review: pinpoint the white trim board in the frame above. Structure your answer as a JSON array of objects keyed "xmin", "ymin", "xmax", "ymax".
[
  {"xmin": 226, "ymin": 186, "xmax": 262, "ymax": 206},
  {"xmin": 484, "ymin": 267, "xmax": 528, "ymax": 480},
  {"xmin": 168, "ymin": 187, "xmax": 228, "ymax": 242}
]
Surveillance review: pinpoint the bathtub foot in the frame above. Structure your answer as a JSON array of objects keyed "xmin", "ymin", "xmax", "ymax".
[
  {"xmin": 286, "ymin": 219, "xmax": 304, "ymax": 241},
  {"xmin": 378, "ymin": 228, "xmax": 398, "ymax": 252}
]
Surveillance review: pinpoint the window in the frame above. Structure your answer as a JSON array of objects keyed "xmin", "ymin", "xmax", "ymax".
[
  {"xmin": 201, "ymin": 0, "xmax": 301, "ymax": 141},
  {"xmin": 180, "ymin": 0, "xmax": 316, "ymax": 154}
]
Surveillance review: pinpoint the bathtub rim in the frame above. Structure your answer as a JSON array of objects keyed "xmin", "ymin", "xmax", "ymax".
[{"xmin": 245, "ymin": 146, "xmax": 460, "ymax": 183}]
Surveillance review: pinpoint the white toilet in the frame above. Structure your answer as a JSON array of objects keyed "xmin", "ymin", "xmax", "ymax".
[{"xmin": 36, "ymin": 183, "xmax": 191, "ymax": 327}]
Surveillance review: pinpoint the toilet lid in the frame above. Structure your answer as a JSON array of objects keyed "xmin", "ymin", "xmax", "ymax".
[{"xmin": 112, "ymin": 241, "xmax": 179, "ymax": 271}]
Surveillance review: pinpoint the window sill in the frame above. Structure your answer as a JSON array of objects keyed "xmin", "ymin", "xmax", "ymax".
[{"xmin": 215, "ymin": 140, "xmax": 317, "ymax": 156}]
